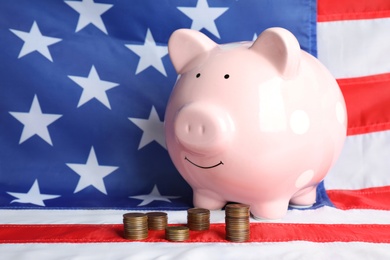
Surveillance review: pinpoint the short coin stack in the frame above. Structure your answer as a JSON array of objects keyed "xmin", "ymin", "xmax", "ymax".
[
  {"xmin": 165, "ymin": 226, "xmax": 190, "ymax": 242},
  {"xmin": 147, "ymin": 212, "xmax": 168, "ymax": 230},
  {"xmin": 123, "ymin": 213, "xmax": 148, "ymax": 240},
  {"xmin": 187, "ymin": 208, "xmax": 210, "ymax": 231},
  {"xmin": 225, "ymin": 203, "xmax": 250, "ymax": 242}
]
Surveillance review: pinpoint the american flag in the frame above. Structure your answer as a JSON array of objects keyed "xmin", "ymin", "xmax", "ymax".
[
  {"xmin": 1, "ymin": 0, "xmax": 390, "ymax": 258},
  {"xmin": 0, "ymin": 0, "xmax": 317, "ymax": 209}
]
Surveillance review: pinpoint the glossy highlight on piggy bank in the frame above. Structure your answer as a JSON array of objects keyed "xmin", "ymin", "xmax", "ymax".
[{"xmin": 164, "ymin": 28, "xmax": 347, "ymax": 219}]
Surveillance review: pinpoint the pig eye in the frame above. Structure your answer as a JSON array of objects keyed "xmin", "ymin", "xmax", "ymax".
[
  {"xmin": 196, "ymin": 73, "xmax": 201, "ymax": 78},
  {"xmin": 224, "ymin": 74, "xmax": 230, "ymax": 79}
]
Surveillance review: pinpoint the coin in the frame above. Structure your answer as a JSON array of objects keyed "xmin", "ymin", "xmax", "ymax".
[
  {"xmin": 225, "ymin": 204, "xmax": 250, "ymax": 242},
  {"xmin": 187, "ymin": 208, "xmax": 210, "ymax": 231},
  {"xmin": 147, "ymin": 212, "xmax": 168, "ymax": 230},
  {"xmin": 225, "ymin": 204, "xmax": 250, "ymax": 218},
  {"xmin": 165, "ymin": 226, "xmax": 190, "ymax": 242},
  {"xmin": 123, "ymin": 212, "xmax": 148, "ymax": 240}
]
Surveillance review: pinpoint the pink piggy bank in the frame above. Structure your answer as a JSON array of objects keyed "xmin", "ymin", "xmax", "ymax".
[{"xmin": 164, "ymin": 27, "xmax": 347, "ymax": 219}]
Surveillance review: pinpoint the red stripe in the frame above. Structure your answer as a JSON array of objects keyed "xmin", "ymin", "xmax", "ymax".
[
  {"xmin": 327, "ymin": 186, "xmax": 390, "ymax": 210},
  {"xmin": 318, "ymin": 0, "xmax": 390, "ymax": 22},
  {"xmin": 1, "ymin": 223, "xmax": 390, "ymax": 243},
  {"xmin": 338, "ymin": 73, "xmax": 390, "ymax": 135}
]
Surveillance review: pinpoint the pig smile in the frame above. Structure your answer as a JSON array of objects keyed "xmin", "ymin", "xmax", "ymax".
[{"xmin": 185, "ymin": 156, "xmax": 224, "ymax": 169}]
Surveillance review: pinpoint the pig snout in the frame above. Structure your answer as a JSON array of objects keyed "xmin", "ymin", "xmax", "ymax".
[{"xmin": 174, "ymin": 103, "xmax": 234, "ymax": 154}]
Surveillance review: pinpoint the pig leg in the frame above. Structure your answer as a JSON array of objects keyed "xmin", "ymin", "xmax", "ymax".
[
  {"xmin": 193, "ymin": 189, "xmax": 226, "ymax": 210},
  {"xmin": 250, "ymin": 200, "xmax": 290, "ymax": 220},
  {"xmin": 289, "ymin": 186, "xmax": 317, "ymax": 208}
]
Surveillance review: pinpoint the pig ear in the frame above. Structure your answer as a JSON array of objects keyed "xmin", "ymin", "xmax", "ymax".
[
  {"xmin": 168, "ymin": 29, "xmax": 217, "ymax": 74},
  {"xmin": 250, "ymin": 27, "xmax": 301, "ymax": 79}
]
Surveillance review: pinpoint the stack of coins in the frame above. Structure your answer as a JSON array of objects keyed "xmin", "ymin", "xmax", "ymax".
[
  {"xmin": 225, "ymin": 204, "xmax": 250, "ymax": 242},
  {"xmin": 165, "ymin": 226, "xmax": 190, "ymax": 242},
  {"xmin": 123, "ymin": 213, "xmax": 148, "ymax": 240},
  {"xmin": 187, "ymin": 208, "xmax": 210, "ymax": 230},
  {"xmin": 147, "ymin": 212, "xmax": 168, "ymax": 230}
]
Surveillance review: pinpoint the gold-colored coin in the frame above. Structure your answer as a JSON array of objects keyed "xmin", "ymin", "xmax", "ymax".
[
  {"xmin": 165, "ymin": 226, "xmax": 190, "ymax": 242},
  {"xmin": 225, "ymin": 204, "xmax": 250, "ymax": 242},
  {"xmin": 123, "ymin": 212, "xmax": 147, "ymax": 219},
  {"xmin": 147, "ymin": 212, "xmax": 168, "ymax": 230},
  {"xmin": 123, "ymin": 212, "xmax": 148, "ymax": 240},
  {"xmin": 187, "ymin": 208, "xmax": 210, "ymax": 231},
  {"xmin": 225, "ymin": 204, "xmax": 250, "ymax": 218},
  {"xmin": 226, "ymin": 233, "xmax": 250, "ymax": 242},
  {"xmin": 187, "ymin": 208, "xmax": 210, "ymax": 215}
]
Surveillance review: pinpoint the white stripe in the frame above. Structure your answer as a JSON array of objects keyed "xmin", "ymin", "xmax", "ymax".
[
  {"xmin": 325, "ymin": 130, "xmax": 390, "ymax": 190},
  {"xmin": 2, "ymin": 206, "xmax": 390, "ymax": 225},
  {"xmin": 318, "ymin": 18, "xmax": 390, "ymax": 78},
  {"xmin": 1, "ymin": 241, "xmax": 390, "ymax": 259}
]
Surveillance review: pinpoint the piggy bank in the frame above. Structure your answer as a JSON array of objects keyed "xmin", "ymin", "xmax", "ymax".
[{"xmin": 164, "ymin": 27, "xmax": 347, "ymax": 219}]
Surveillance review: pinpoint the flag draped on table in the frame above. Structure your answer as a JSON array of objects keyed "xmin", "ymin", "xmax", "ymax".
[{"xmin": 1, "ymin": 0, "xmax": 390, "ymax": 259}]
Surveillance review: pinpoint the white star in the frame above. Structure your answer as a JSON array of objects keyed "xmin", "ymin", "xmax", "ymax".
[
  {"xmin": 7, "ymin": 180, "xmax": 61, "ymax": 207},
  {"xmin": 178, "ymin": 0, "xmax": 229, "ymax": 39},
  {"xmin": 66, "ymin": 147, "xmax": 119, "ymax": 195},
  {"xmin": 9, "ymin": 21, "xmax": 62, "ymax": 62},
  {"xmin": 125, "ymin": 29, "xmax": 168, "ymax": 76},
  {"xmin": 129, "ymin": 185, "xmax": 180, "ymax": 206},
  {"xmin": 9, "ymin": 95, "xmax": 62, "ymax": 146},
  {"xmin": 68, "ymin": 65, "xmax": 119, "ymax": 109},
  {"xmin": 129, "ymin": 106, "xmax": 166, "ymax": 150},
  {"xmin": 65, "ymin": 0, "xmax": 113, "ymax": 34}
]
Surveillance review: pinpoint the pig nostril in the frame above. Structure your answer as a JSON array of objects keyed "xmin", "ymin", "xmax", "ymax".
[
  {"xmin": 199, "ymin": 125, "xmax": 206, "ymax": 135},
  {"xmin": 185, "ymin": 124, "xmax": 191, "ymax": 133}
]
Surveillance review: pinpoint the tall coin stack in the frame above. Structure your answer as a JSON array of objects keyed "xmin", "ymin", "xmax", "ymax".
[
  {"xmin": 187, "ymin": 208, "xmax": 210, "ymax": 231},
  {"xmin": 123, "ymin": 213, "xmax": 148, "ymax": 240},
  {"xmin": 146, "ymin": 212, "xmax": 168, "ymax": 230},
  {"xmin": 225, "ymin": 204, "xmax": 250, "ymax": 242}
]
